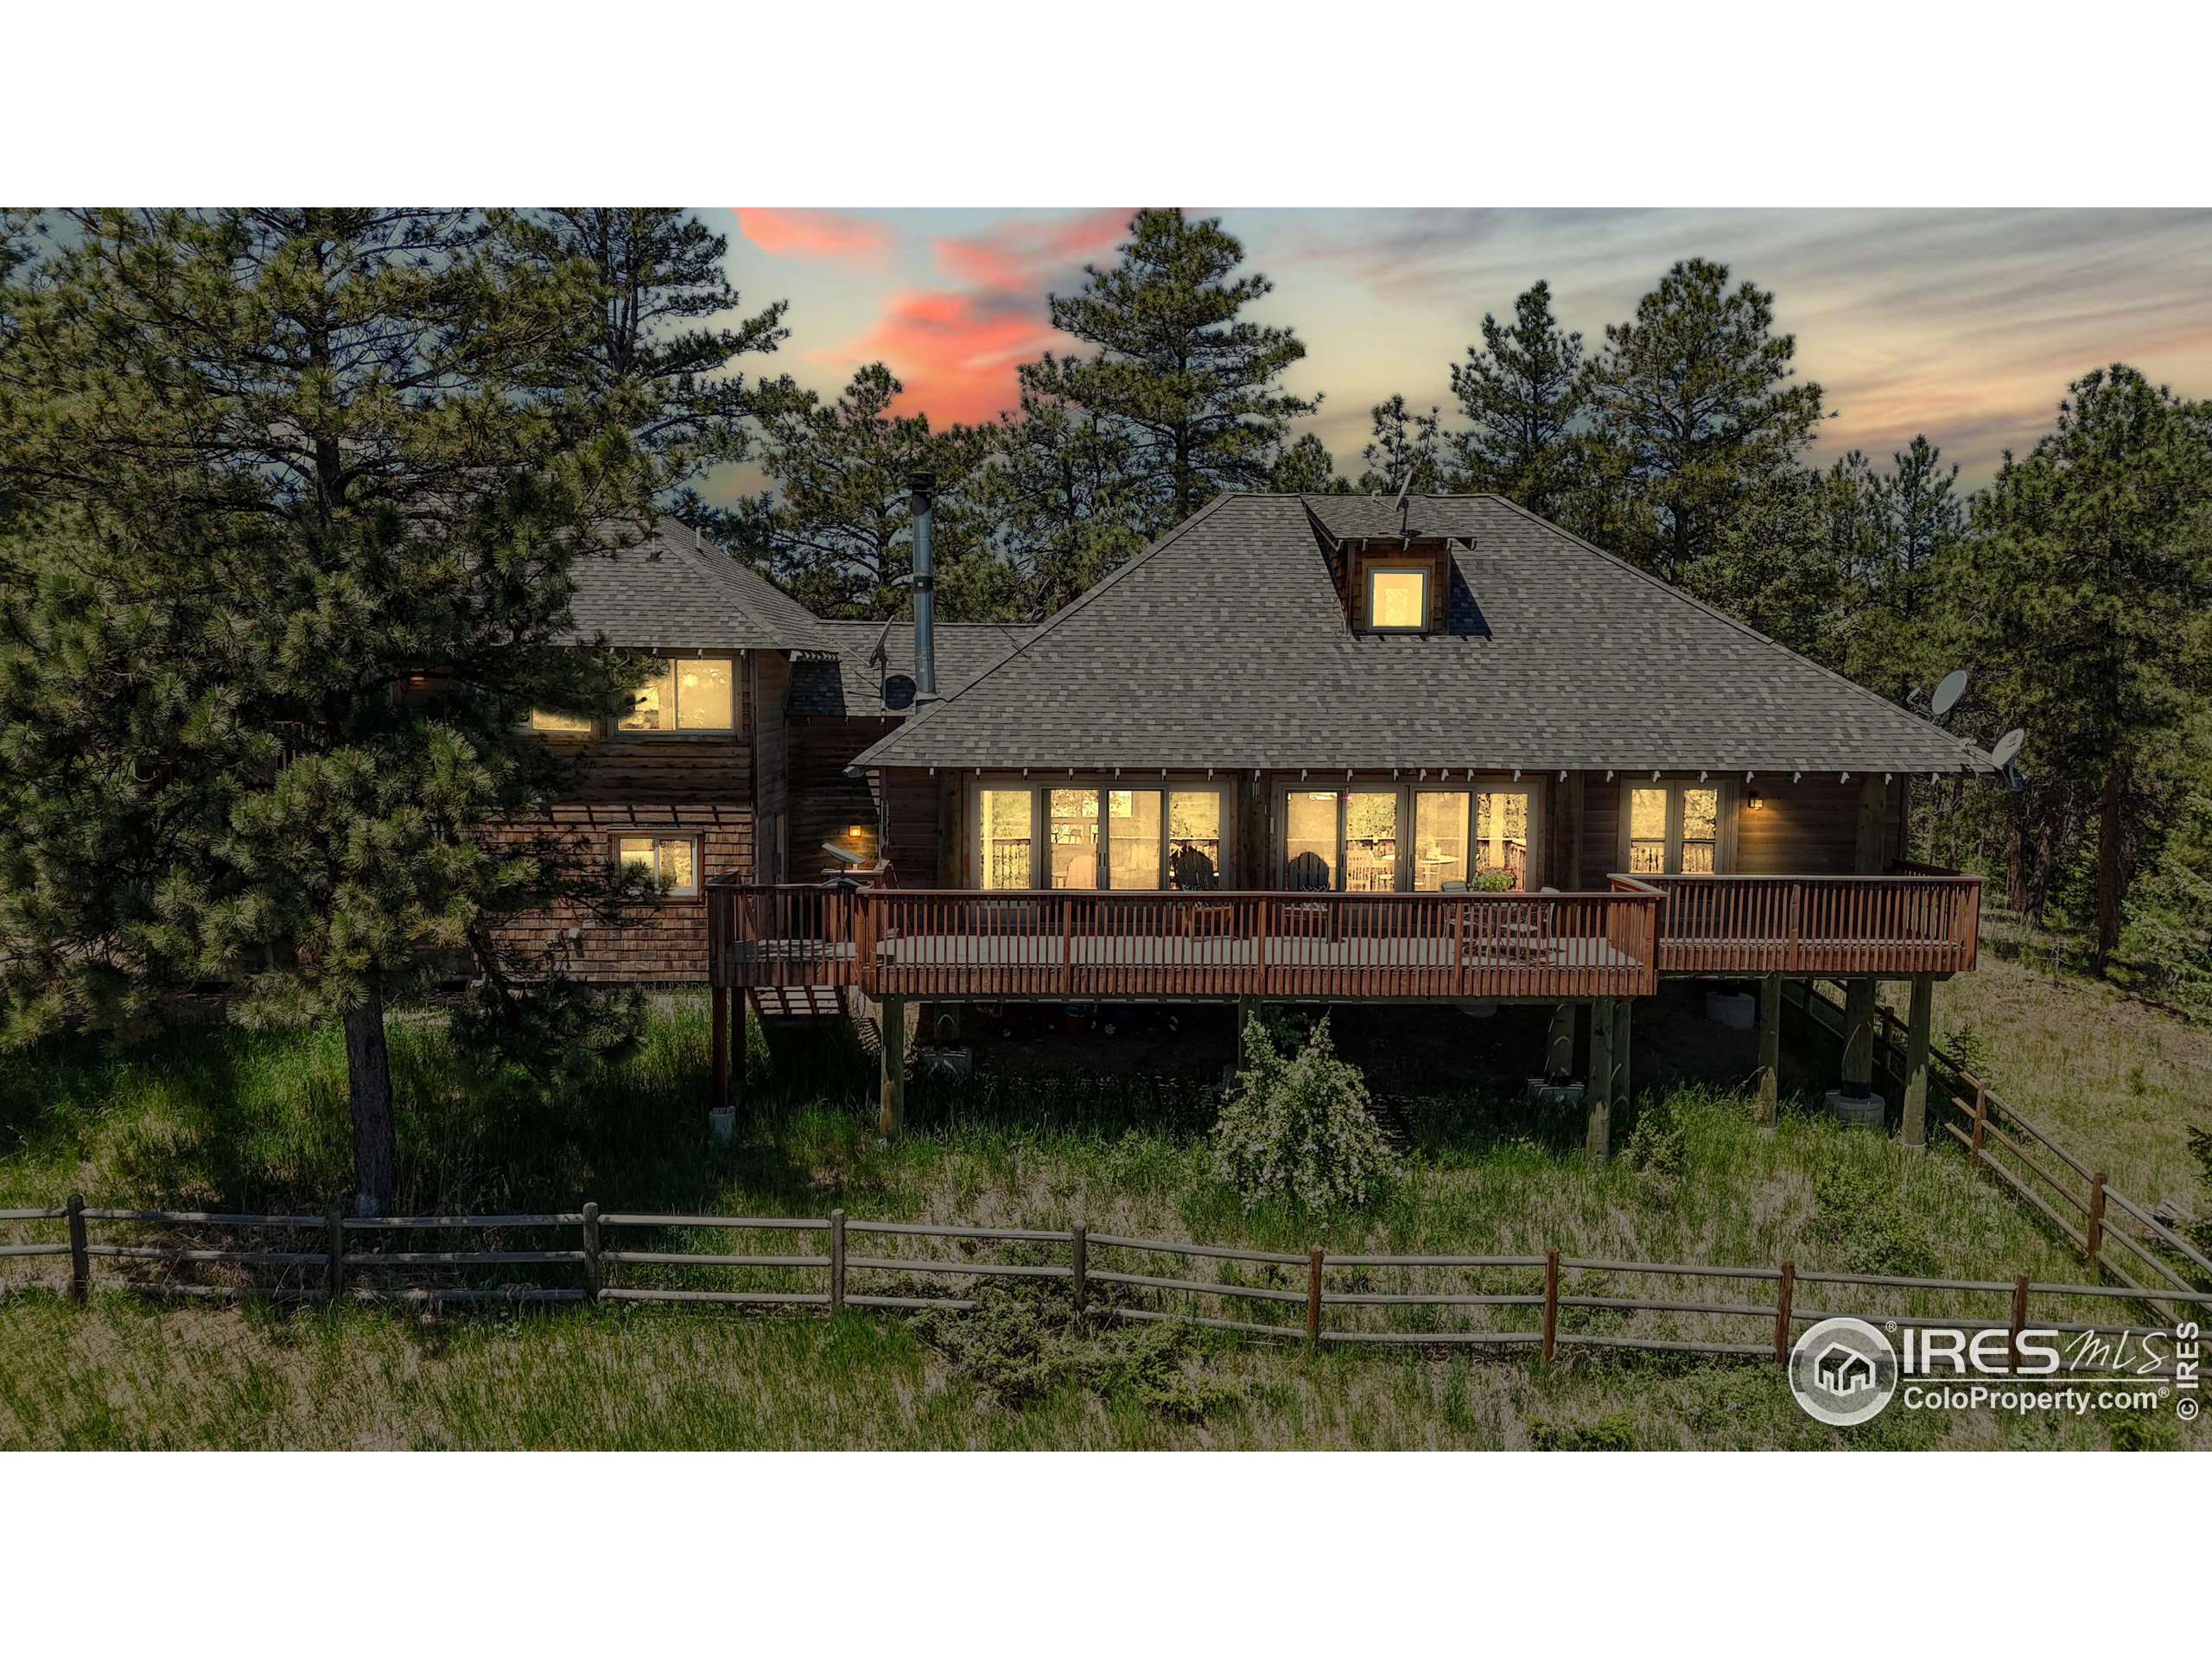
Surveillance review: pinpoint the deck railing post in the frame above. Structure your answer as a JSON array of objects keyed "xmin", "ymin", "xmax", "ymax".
[
  {"xmin": 582, "ymin": 1202, "xmax": 601, "ymax": 1303},
  {"xmin": 325, "ymin": 1203, "xmax": 345, "ymax": 1302},
  {"xmin": 830, "ymin": 1208, "xmax": 847, "ymax": 1313},
  {"xmin": 1306, "ymin": 1248, "xmax": 1324, "ymax": 1346},
  {"xmin": 1969, "ymin": 1084, "xmax": 1988, "ymax": 1166},
  {"xmin": 1774, "ymin": 1261, "xmax": 1795, "ymax": 1364},
  {"xmin": 1071, "ymin": 1222, "xmax": 1088, "ymax": 1319},
  {"xmin": 1541, "ymin": 1249, "xmax": 1559, "ymax": 1363},
  {"xmin": 66, "ymin": 1192, "xmax": 88, "ymax": 1302}
]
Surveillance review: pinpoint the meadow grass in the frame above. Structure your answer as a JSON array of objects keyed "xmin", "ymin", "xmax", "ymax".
[{"xmin": 0, "ymin": 986, "xmax": 2202, "ymax": 1451}]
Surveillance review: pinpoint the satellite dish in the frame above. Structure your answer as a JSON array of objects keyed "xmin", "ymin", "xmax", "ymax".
[
  {"xmin": 1930, "ymin": 670, "xmax": 1968, "ymax": 720},
  {"xmin": 881, "ymin": 673, "xmax": 916, "ymax": 711},
  {"xmin": 1989, "ymin": 728, "xmax": 2024, "ymax": 771},
  {"xmin": 821, "ymin": 840, "xmax": 868, "ymax": 868}
]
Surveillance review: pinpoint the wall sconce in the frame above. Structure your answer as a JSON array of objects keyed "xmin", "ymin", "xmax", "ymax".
[{"xmin": 1746, "ymin": 787, "xmax": 1765, "ymax": 812}]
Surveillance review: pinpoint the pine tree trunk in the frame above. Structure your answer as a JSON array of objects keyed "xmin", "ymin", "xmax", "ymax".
[
  {"xmin": 2006, "ymin": 820, "xmax": 2026, "ymax": 913},
  {"xmin": 2093, "ymin": 771, "xmax": 2122, "ymax": 973},
  {"xmin": 343, "ymin": 987, "xmax": 398, "ymax": 1216}
]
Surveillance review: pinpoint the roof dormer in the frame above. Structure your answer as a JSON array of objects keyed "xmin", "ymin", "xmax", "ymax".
[{"xmin": 1304, "ymin": 498, "xmax": 1455, "ymax": 636}]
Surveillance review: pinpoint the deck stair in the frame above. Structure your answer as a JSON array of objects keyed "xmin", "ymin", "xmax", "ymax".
[{"xmin": 747, "ymin": 984, "xmax": 847, "ymax": 1020}]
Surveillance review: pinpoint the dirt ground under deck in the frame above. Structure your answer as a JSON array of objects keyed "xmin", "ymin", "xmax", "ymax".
[{"xmin": 943, "ymin": 980, "xmax": 1845, "ymax": 1101}]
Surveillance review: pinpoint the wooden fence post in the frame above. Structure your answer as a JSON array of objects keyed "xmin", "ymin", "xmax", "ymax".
[
  {"xmin": 582, "ymin": 1202, "xmax": 601, "ymax": 1303},
  {"xmin": 66, "ymin": 1193, "xmax": 88, "ymax": 1302},
  {"xmin": 1306, "ymin": 1248, "xmax": 1324, "ymax": 1346},
  {"xmin": 1773, "ymin": 1261, "xmax": 1796, "ymax": 1364},
  {"xmin": 2007, "ymin": 1274, "xmax": 2029, "ymax": 1375},
  {"xmin": 1541, "ymin": 1249, "xmax": 1559, "ymax": 1363},
  {"xmin": 1071, "ymin": 1222, "xmax": 1087, "ymax": 1319},
  {"xmin": 2084, "ymin": 1175, "xmax": 2106, "ymax": 1274},
  {"xmin": 1755, "ymin": 974, "xmax": 1781, "ymax": 1127},
  {"xmin": 829, "ymin": 1208, "xmax": 847, "ymax": 1314},
  {"xmin": 1969, "ymin": 1084, "xmax": 1988, "ymax": 1167},
  {"xmin": 325, "ymin": 1204, "xmax": 345, "ymax": 1302}
]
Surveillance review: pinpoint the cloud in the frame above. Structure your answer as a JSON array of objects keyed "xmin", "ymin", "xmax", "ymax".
[
  {"xmin": 734, "ymin": 208, "xmax": 893, "ymax": 265},
  {"xmin": 933, "ymin": 207, "xmax": 1131, "ymax": 293},
  {"xmin": 821, "ymin": 209, "xmax": 1135, "ymax": 425}
]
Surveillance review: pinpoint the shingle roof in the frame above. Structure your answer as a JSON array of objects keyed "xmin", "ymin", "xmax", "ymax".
[
  {"xmin": 788, "ymin": 620, "xmax": 1033, "ymax": 718},
  {"xmin": 855, "ymin": 493, "xmax": 1997, "ymax": 775},
  {"xmin": 562, "ymin": 518, "xmax": 835, "ymax": 653}
]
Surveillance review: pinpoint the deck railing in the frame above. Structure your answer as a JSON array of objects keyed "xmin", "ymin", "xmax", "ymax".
[
  {"xmin": 710, "ymin": 883, "xmax": 1661, "ymax": 1002},
  {"xmin": 1612, "ymin": 869, "xmax": 1981, "ymax": 976}
]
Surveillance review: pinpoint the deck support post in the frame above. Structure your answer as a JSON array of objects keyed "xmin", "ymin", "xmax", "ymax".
[
  {"xmin": 1544, "ymin": 1003, "xmax": 1575, "ymax": 1081},
  {"xmin": 709, "ymin": 984, "xmax": 731, "ymax": 1118},
  {"xmin": 1613, "ymin": 998, "xmax": 1632, "ymax": 1116},
  {"xmin": 1900, "ymin": 973, "xmax": 1932, "ymax": 1149},
  {"xmin": 1234, "ymin": 995, "xmax": 1262, "ymax": 1061},
  {"xmin": 1840, "ymin": 977, "xmax": 1878, "ymax": 1096},
  {"xmin": 1585, "ymin": 997, "xmax": 1615, "ymax": 1160},
  {"xmin": 877, "ymin": 994, "xmax": 907, "ymax": 1137},
  {"xmin": 732, "ymin": 985, "xmax": 749, "ymax": 1120},
  {"xmin": 1755, "ymin": 974, "xmax": 1782, "ymax": 1126}
]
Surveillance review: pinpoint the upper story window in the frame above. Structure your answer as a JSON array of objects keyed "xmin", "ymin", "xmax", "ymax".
[
  {"xmin": 620, "ymin": 657, "xmax": 734, "ymax": 733},
  {"xmin": 616, "ymin": 833, "xmax": 700, "ymax": 896},
  {"xmin": 1366, "ymin": 567, "xmax": 1429, "ymax": 632},
  {"xmin": 529, "ymin": 709, "xmax": 594, "ymax": 734}
]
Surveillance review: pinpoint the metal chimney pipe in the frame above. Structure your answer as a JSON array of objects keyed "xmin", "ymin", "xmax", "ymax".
[{"xmin": 907, "ymin": 472, "xmax": 937, "ymax": 702}]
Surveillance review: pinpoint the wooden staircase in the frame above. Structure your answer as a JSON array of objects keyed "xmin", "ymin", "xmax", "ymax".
[{"xmin": 747, "ymin": 985, "xmax": 847, "ymax": 1020}]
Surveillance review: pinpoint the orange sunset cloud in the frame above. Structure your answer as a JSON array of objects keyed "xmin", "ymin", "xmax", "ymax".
[{"xmin": 734, "ymin": 207, "xmax": 893, "ymax": 265}]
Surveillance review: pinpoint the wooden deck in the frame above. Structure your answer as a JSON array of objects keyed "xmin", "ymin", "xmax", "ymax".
[
  {"xmin": 1617, "ymin": 868, "xmax": 1980, "ymax": 977},
  {"xmin": 706, "ymin": 870, "xmax": 1979, "ymax": 1001}
]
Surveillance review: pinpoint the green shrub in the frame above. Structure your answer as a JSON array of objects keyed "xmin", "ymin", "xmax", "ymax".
[
  {"xmin": 1808, "ymin": 1159, "xmax": 1940, "ymax": 1278},
  {"xmin": 1530, "ymin": 1408, "xmax": 1640, "ymax": 1450},
  {"xmin": 1211, "ymin": 1014, "xmax": 1397, "ymax": 1212}
]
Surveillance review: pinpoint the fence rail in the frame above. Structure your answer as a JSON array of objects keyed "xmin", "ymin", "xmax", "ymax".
[
  {"xmin": 4, "ymin": 1198, "xmax": 2202, "ymax": 1378},
  {"xmin": 1789, "ymin": 980, "xmax": 2212, "ymax": 1307}
]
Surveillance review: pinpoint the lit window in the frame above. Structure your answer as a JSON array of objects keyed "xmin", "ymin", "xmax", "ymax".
[
  {"xmin": 1626, "ymin": 783, "xmax": 1723, "ymax": 875},
  {"xmin": 1473, "ymin": 790, "xmax": 1530, "ymax": 887},
  {"xmin": 980, "ymin": 790, "xmax": 1033, "ymax": 891},
  {"xmin": 1367, "ymin": 568, "xmax": 1428, "ymax": 631},
  {"xmin": 1413, "ymin": 792, "xmax": 1468, "ymax": 890},
  {"xmin": 1048, "ymin": 788, "xmax": 1100, "ymax": 889},
  {"xmin": 1285, "ymin": 791, "xmax": 1338, "ymax": 891},
  {"xmin": 1107, "ymin": 789, "xmax": 1165, "ymax": 889},
  {"xmin": 529, "ymin": 709, "xmax": 594, "ymax": 734},
  {"xmin": 620, "ymin": 658, "xmax": 734, "ymax": 732},
  {"xmin": 1167, "ymin": 792, "xmax": 1223, "ymax": 890},
  {"xmin": 616, "ymin": 835, "xmax": 701, "ymax": 896}
]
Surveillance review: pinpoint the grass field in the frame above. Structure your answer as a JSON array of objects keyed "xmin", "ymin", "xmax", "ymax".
[{"xmin": 1, "ymin": 975, "xmax": 2203, "ymax": 1452}]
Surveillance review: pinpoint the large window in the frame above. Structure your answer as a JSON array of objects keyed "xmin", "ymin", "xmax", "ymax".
[
  {"xmin": 1625, "ymin": 782, "xmax": 1723, "ymax": 874},
  {"xmin": 1290, "ymin": 784, "xmax": 1536, "ymax": 892},
  {"xmin": 980, "ymin": 789, "xmax": 1033, "ymax": 891},
  {"xmin": 619, "ymin": 657, "xmax": 734, "ymax": 733},
  {"xmin": 529, "ymin": 709, "xmax": 594, "ymax": 734},
  {"xmin": 1366, "ymin": 567, "xmax": 1428, "ymax": 631},
  {"xmin": 615, "ymin": 834, "xmax": 700, "ymax": 896},
  {"xmin": 976, "ymin": 783, "xmax": 1229, "ymax": 890}
]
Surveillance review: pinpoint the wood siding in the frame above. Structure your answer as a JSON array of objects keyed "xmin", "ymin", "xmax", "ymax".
[{"xmin": 790, "ymin": 716, "xmax": 894, "ymax": 880}]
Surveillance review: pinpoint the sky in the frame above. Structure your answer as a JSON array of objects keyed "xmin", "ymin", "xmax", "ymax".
[{"xmin": 704, "ymin": 207, "xmax": 2212, "ymax": 501}]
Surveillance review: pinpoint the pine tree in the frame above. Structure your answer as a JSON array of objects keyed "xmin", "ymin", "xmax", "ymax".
[
  {"xmin": 1354, "ymin": 396, "xmax": 1450, "ymax": 493},
  {"xmin": 1446, "ymin": 280, "xmax": 1588, "ymax": 519},
  {"xmin": 0, "ymin": 208, "xmax": 677, "ymax": 1212},
  {"xmin": 1019, "ymin": 209, "xmax": 1318, "ymax": 531},
  {"xmin": 976, "ymin": 390, "xmax": 1149, "ymax": 618},
  {"xmin": 1584, "ymin": 258, "xmax": 1827, "ymax": 584},
  {"xmin": 1268, "ymin": 432, "xmax": 1346, "ymax": 494},
  {"xmin": 748, "ymin": 363, "xmax": 1006, "ymax": 620},
  {"xmin": 1951, "ymin": 365, "xmax": 2212, "ymax": 968}
]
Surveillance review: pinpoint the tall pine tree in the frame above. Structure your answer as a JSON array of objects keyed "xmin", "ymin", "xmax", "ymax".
[
  {"xmin": 0, "ymin": 208, "xmax": 685, "ymax": 1212},
  {"xmin": 1446, "ymin": 279, "xmax": 1588, "ymax": 519},
  {"xmin": 1018, "ymin": 209, "xmax": 1317, "ymax": 531}
]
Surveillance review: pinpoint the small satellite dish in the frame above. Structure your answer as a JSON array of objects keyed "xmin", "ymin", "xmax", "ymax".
[
  {"xmin": 881, "ymin": 673, "xmax": 916, "ymax": 711},
  {"xmin": 820, "ymin": 840, "xmax": 868, "ymax": 868},
  {"xmin": 1930, "ymin": 670, "xmax": 1967, "ymax": 720},
  {"xmin": 1989, "ymin": 728, "xmax": 2024, "ymax": 771}
]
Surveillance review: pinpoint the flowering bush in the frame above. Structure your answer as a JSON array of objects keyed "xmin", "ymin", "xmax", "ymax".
[{"xmin": 1211, "ymin": 1014, "xmax": 1397, "ymax": 1212}]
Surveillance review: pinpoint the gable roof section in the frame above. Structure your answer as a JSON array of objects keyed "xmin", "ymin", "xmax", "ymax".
[
  {"xmin": 788, "ymin": 620, "xmax": 1034, "ymax": 718},
  {"xmin": 562, "ymin": 517, "xmax": 835, "ymax": 654},
  {"xmin": 855, "ymin": 493, "xmax": 1994, "ymax": 775}
]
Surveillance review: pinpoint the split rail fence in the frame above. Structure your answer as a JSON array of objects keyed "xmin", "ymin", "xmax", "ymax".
[
  {"xmin": 3, "ymin": 1201, "xmax": 2202, "ymax": 1379},
  {"xmin": 1788, "ymin": 980, "xmax": 2212, "ymax": 1310}
]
